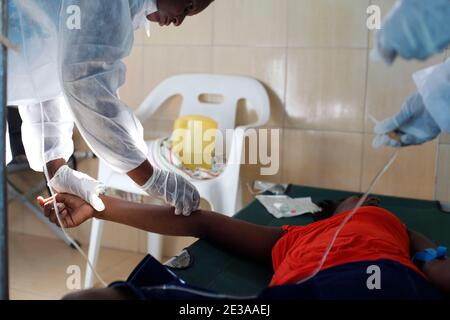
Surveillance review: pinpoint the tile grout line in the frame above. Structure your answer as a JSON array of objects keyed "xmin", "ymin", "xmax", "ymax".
[
  {"xmin": 359, "ymin": 0, "xmax": 373, "ymax": 193},
  {"xmin": 135, "ymin": 43, "xmax": 370, "ymax": 50},
  {"xmin": 210, "ymin": 1, "xmax": 215, "ymax": 73},
  {"xmin": 280, "ymin": 0, "xmax": 290, "ymax": 183}
]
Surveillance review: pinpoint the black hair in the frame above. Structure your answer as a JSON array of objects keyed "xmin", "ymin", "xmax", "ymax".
[
  {"xmin": 313, "ymin": 196, "xmax": 381, "ymax": 222},
  {"xmin": 312, "ymin": 199, "xmax": 342, "ymax": 222}
]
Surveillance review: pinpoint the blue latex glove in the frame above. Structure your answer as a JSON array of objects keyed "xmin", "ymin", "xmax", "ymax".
[
  {"xmin": 373, "ymin": 93, "xmax": 441, "ymax": 148},
  {"xmin": 375, "ymin": 0, "xmax": 450, "ymax": 64}
]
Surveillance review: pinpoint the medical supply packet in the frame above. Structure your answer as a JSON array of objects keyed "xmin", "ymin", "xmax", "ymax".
[
  {"xmin": 252, "ymin": 180, "xmax": 288, "ymax": 195},
  {"xmin": 256, "ymin": 195, "xmax": 321, "ymax": 219}
]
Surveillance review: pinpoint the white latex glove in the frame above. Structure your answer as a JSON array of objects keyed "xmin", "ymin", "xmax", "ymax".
[
  {"xmin": 48, "ymin": 165, "xmax": 106, "ymax": 211},
  {"xmin": 375, "ymin": 0, "xmax": 450, "ymax": 64},
  {"xmin": 143, "ymin": 167, "xmax": 200, "ymax": 216},
  {"xmin": 372, "ymin": 93, "xmax": 441, "ymax": 148}
]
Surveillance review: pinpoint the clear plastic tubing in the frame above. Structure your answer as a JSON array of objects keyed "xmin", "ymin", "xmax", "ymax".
[{"xmin": 296, "ymin": 115, "xmax": 400, "ymax": 285}]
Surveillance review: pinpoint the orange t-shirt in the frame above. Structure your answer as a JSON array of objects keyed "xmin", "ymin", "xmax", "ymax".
[{"xmin": 270, "ymin": 206, "xmax": 422, "ymax": 286}]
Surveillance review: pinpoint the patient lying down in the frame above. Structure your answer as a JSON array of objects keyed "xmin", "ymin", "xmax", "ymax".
[{"xmin": 42, "ymin": 194, "xmax": 450, "ymax": 300}]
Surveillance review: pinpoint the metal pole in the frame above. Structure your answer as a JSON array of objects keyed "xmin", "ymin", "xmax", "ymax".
[{"xmin": 0, "ymin": 0, "xmax": 9, "ymax": 300}]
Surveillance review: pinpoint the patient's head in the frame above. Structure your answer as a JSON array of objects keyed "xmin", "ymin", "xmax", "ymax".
[
  {"xmin": 313, "ymin": 196, "xmax": 381, "ymax": 222},
  {"xmin": 147, "ymin": 0, "xmax": 214, "ymax": 26}
]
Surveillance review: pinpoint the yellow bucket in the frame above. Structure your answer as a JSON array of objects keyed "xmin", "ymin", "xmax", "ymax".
[{"xmin": 171, "ymin": 115, "xmax": 218, "ymax": 170}]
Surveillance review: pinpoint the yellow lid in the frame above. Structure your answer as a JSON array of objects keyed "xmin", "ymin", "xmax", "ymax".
[{"xmin": 171, "ymin": 115, "xmax": 218, "ymax": 170}]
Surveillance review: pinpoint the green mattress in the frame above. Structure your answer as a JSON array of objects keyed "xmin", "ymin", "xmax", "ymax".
[{"xmin": 173, "ymin": 185, "xmax": 450, "ymax": 295}]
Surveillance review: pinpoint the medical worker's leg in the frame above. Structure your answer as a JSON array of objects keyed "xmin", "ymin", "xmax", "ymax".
[{"xmin": 7, "ymin": 107, "xmax": 25, "ymax": 159}]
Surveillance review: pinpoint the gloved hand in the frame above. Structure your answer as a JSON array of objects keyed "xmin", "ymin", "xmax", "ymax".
[
  {"xmin": 373, "ymin": 93, "xmax": 441, "ymax": 148},
  {"xmin": 48, "ymin": 165, "xmax": 106, "ymax": 212},
  {"xmin": 375, "ymin": 0, "xmax": 450, "ymax": 64},
  {"xmin": 143, "ymin": 167, "xmax": 200, "ymax": 216}
]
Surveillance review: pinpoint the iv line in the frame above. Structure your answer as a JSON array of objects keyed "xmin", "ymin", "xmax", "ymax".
[
  {"xmin": 39, "ymin": 103, "xmax": 108, "ymax": 288},
  {"xmin": 296, "ymin": 115, "xmax": 400, "ymax": 285}
]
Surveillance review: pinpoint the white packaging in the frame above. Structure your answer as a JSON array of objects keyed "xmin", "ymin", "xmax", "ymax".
[{"xmin": 256, "ymin": 195, "xmax": 321, "ymax": 219}]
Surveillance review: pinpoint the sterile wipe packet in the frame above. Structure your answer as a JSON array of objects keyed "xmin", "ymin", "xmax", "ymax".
[{"xmin": 256, "ymin": 195, "xmax": 321, "ymax": 219}]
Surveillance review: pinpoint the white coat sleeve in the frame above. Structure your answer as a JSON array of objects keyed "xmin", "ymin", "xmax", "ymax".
[
  {"xmin": 18, "ymin": 98, "xmax": 74, "ymax": 172},
  {"xmin": 59, "ymin": 0, "xmax": 148, "ymax": 174},
  {"xmin": 413, "ymin": 59, "xmax": 450, "ymax": 133}
]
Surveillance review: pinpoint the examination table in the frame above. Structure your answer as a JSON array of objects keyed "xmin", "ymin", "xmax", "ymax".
[{"xmin": 172, "ymin": 185, "xmax": 450, "ymax": 296}]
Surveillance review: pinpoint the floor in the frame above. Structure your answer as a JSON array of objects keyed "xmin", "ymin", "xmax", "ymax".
[{"xmin": 8, "ymin": 232, "xmax": 147, "ymax": 300}]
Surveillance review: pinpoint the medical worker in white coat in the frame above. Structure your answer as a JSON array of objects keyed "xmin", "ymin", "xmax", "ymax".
[
  {"xmin": 372, "ymin": 0, "xmax": 450, "ymax": 149},
  {"xmin": 7, "ymin": 0, "xmax": 214, "ymax": 215}
]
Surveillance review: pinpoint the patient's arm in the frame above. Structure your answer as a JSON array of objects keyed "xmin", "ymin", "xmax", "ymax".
[
  {"xmin": 44, "ymin": 194, "xmax": 283, "ymax": 262},
  {"xmin": 408, "ymin": 229, "xmax": 450, "ymax": 294}
]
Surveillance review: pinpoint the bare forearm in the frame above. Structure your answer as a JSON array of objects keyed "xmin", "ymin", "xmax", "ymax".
[
  {"xmin": 423, "ymin": 258, "xmax": 450, "ymax": 293},
  {"xmin": 408, "ymin": 229, "xmax": 436, "ymax": 253},
  {"xmin": 46, "ymin": 158, "xmax": 66, "ymax": 178},
  {"xmin": 94, "ymin": 196, "xmax": 282, "ymax": 262},
  {"xmin": 409, "ymin": 229, "xmax": 450, "ymax": 293},
  {"xmin": 127, "ymin": 160, "xmax": 153, "ymax": 186},
  {"xmin": 199, "ymin": 211, "xmax": 283, "ymax": 262},
  {"xmin": 95, "ymin": 196, "xmax": 205, "ymax": 237}
]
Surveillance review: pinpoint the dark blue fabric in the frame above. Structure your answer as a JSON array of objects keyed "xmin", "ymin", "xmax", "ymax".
[
  {"xmin": 110, "ymin": 255, "xmax": 220, "ymax": 300},
  {"xmin": 110, "ymin": 255, "xmax": 444, "ymax": 300},
  {"xmin": 259, "ymin": 260, "xmax": 443, "ymax": 300}
]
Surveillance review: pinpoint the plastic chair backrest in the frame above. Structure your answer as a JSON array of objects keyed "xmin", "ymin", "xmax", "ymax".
[{"xmin": 136, "ymin": 73, "xmax": 270, "ymax": 132}]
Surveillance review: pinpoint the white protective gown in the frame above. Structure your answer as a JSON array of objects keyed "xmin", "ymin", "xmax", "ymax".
[
  {"xmin": 413, "ymin": 58, "xmax": 450, "ymax": 134},
  {"xmin": 7, "ymin": 0, "xmax": 157, "ymax": 173}
]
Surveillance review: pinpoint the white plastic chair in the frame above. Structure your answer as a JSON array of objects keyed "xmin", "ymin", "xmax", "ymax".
[{"xmin": 84, "ymin": 74, "xmax": 270, "ymax": 288}]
